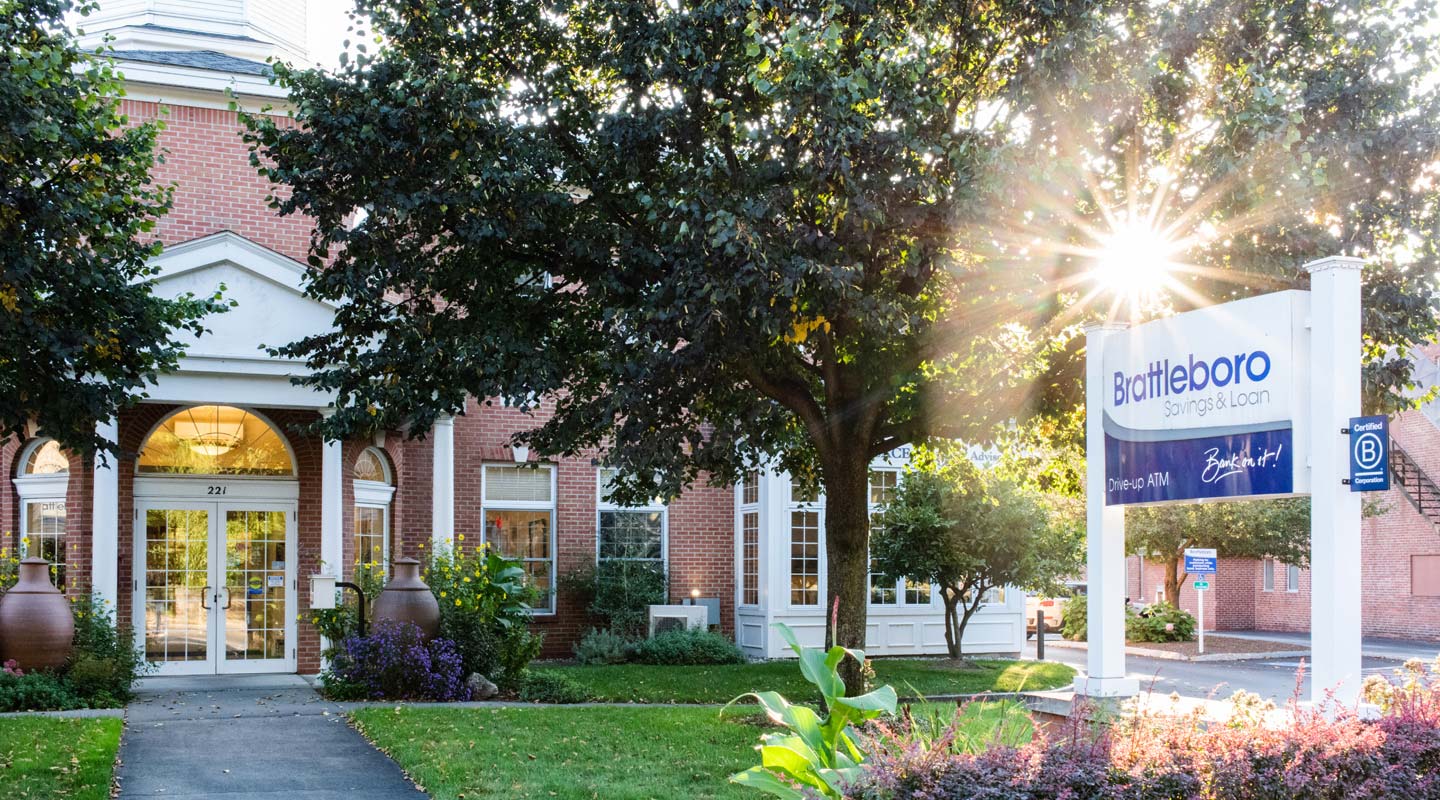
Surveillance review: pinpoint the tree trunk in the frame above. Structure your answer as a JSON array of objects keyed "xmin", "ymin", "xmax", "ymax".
[
  {"xmin": 822, "ymin": 453, "xmax": 872, "ymax": 697},
  {"xmin": 941, "ymin": 589, "xmax": 961, "ymax": 659},
  {"xmin": 1164, "ymin": 557, "xmax": 1186, "ymax": 606}
]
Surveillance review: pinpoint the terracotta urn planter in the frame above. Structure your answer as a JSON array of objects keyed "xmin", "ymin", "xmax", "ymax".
[
  {"xmin": 0, "ymin": 557, "xmax": 75, "ymax": 670},
  {"xmin": 372, "ymin": 557, "xmax": 441, "ymax": 640}
]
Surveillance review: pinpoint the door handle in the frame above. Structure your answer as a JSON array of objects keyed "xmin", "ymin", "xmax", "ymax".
[
  {"xmin": 220, "ymin": 587, "xmax": 233, "ymax": 610},
  {"xmin": 201, "ymin": 586, "xmax": 213, "ymax": 609}
]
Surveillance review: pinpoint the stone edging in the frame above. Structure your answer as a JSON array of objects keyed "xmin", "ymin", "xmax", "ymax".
[{"xmin": 0, "ymin": 707, "xmax": 125, "ymax": 719}]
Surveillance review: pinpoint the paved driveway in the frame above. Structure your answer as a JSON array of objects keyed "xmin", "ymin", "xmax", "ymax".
[
  {"xmin": 1027, "ymin": 640, "xmax": 1415, "ymax": 704},
  {"xmin": 116, "ymin": 675, "xmax": 427, "ymax": 800}
]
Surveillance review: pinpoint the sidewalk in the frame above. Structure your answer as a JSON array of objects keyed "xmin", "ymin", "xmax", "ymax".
[
  {"xmin": 116, "ymin": 674, "xmax": 427, "ymax": 800},
  {"xmin": 1216, "ymin": 631, "xmax": 1440, "ymax": 662}
]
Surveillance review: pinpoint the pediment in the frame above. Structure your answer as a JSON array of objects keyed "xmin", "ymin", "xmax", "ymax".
[{"xmin": 149, "ymin": 231, "xmax": 337, "ymax": 366}]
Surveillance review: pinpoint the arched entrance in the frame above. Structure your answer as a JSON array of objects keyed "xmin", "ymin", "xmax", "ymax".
[{"xmin": 131, "ymin": 405, "xmax": 299, "ymax": 675}]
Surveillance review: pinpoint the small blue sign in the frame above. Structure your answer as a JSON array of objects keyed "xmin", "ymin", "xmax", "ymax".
[
  {"xmin": 1349, "ymin": 415, "xmax": 1390, "ymax": 492},
  {"xmin": 1184, "ymin": 555, "xmax": 1217, "ymax": 575}
]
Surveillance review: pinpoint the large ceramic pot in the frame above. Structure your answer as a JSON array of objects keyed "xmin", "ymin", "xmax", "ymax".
[
  {"xmin": 372, "ymin": 557, "xmax": 441, "ymax": 640},
  {"xmin": 0, "ymin": 557, "xmax": 75, "ymax": 670}
]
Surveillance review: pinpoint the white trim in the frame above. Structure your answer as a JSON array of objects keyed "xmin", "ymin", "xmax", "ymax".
[
  {"xmin": 595, "ymin": 467, "xmax": 668, "ymax": 565},
  {"xmin": 14, "ymin": 473, "xmax": 68, "ymax": 501},
  {"xmin": 353, "ymin": 503, "xmax": 390, "ymax": 567},
  {"xmin": 133, "ymin": 475, "xmax": 300, "ymax": 501},
  {"xmin": 92, "ymin": 419, "xmax": 120, "ymax": 608},
  {"xmin": 148, "ymin": 232, "xmax": 332, "ymax": 307},
  {"xmin": 353, "ymin": 480, "xmax": 395, "ymax": 506}
]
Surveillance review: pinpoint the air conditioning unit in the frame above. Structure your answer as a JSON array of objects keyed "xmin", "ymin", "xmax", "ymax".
[{"xmin": 647, "ymin": 604, "xmax": 706, "ymax": 637}]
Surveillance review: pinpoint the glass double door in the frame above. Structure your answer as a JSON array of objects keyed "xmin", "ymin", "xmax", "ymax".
[{"xmin": 137, "ymin": 502, "xmax": 296, "ymax": 675}]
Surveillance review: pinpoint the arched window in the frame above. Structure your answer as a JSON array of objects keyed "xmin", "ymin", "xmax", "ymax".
[
  {"xmin": 13, "ymin": 439, "xmax": 70, "ymax": 587},
  {"xmin": 138, "ymin": 406, "xmax": 294, "ymax": 476},
  {"xmin": 353, "ymin": 447, "xmax": 394, "ymax": 567}
]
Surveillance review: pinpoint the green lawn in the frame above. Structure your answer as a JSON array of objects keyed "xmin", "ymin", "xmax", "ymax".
[
  {"xmin": 539, "ymin": 658, "xmax": 1075, "ymax": 704},
  {"xmin": 0, "ymin": 717, "xmax": 122, "ymax": 800},
  {"xmin": 352, "ymin": 701, "xmax": 1031, "ymax": 800}
]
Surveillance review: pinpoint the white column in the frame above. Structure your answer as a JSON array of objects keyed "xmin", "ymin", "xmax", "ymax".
[
  {"xmin": 319, "ymin": 414, "xmax": 344, "ymax": 577},
  {"xmin": 431, "ymin": 415, "xmax": 455, "ymax": 549},
  {"xmin": 1305, "ymin": 255, "xmax": 1365, "ymax": 707},
  {"xmin": 90, "ymin": 418, "xmax": 119, "ymax": 610},
  {"xmin": 1075, "ymin": 323, "xmax": 1139, "ymax": 698}
]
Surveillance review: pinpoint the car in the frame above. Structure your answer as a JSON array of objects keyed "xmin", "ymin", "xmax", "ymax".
[{"xmin": 1025, "ymin": 582, "xmax": 1086, "ymax": 638}]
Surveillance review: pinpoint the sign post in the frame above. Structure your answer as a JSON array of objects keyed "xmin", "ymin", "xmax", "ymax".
[
  {"xmin": 1184, "ymin": 548, "xmax": 1217, "ymax": 655},
  {"xmin": 1080, "ymin": 261, "xmax": 1365, "ymax": 707}
]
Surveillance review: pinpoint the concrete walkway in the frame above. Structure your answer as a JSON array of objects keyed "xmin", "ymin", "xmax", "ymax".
[
  {"xmin": 1217, "ymin": 630, "xmax": 1440, "ymax": 662},
  {"xmin": 116, "ymin": 674, "xmax": 427, "ymax": 800}
]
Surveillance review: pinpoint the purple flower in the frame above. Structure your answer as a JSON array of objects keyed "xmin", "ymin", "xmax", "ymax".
[{"xmin": 328, "ymin": 620, "xmax": 471, "ymax": 702}]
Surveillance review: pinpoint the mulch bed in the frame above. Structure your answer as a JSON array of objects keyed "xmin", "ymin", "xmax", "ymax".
[{"xmin": 1126, "ymin": 636, "xmax": 1306, "ymax": 657}]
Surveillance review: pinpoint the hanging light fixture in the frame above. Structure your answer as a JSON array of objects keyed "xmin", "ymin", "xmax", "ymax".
[{"xmin": 172, "ymin": 410, "xmax": 246, "ymax": 457}]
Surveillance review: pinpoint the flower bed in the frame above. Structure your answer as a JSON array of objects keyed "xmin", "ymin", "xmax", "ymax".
[{"xmin": 849, "ymin": 688, "xmax": 1440, "ymax": 799}]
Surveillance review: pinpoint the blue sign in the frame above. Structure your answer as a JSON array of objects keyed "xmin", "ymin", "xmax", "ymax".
[
  {"xmin": 1105, "ymin": 426, "xmax": 1293, "ymax": 505},
  {"xmin": 1184, "ymin": 553, "xmax": 1217, "ymax": 575},
  {"xmin": 1348, "ymin": 415, "xmax": 1390, "ymax": 492}
]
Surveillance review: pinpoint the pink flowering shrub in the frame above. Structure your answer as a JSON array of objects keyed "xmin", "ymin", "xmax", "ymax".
[{"xmin": 849, "ymin": 686, "xmax": 1440, "ymax": 800}]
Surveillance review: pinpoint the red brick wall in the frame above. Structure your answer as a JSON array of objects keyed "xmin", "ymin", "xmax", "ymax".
[
  {"xmin": 119, "ymin": 100, "xmax": 312, "ymax": 261},
  {"xmin": 449, "ymin": 397, "xmax": 736, "ymax": 658}
]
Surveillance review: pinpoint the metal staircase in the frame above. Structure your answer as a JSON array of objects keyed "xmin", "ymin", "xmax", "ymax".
[{"xmin": 1390, "ymin": 437, "xmax": 1440, "ymax": 528}]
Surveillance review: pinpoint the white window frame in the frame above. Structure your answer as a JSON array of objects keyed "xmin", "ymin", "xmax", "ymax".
[
  {"xmin": 353, "ymin": 448, "xmax": 395, "ymax": 569},
  {"xmin": 739, "ymin": 510, "xmax": 761, "ymax": 608},
  {"xmin": 863, "ymin": 468, "xmax": 938, "ymax": 609},
  {"xmin": 481, "ymin": 463, "xmax": 558, "ymax": 614},
  {"xmin": 1263, "ymin": 558, "xmax": 1275, "ymax": 592},
  {"xmin": 595, "ymin": 467, "xmax": 668, "ymax": 566},
  {"xmin": 1286, "ymin": 563, "xmax": 1301, "ymax": 593},
  {"xmin": 788, "ymin": 506, "xmax": 823, "ymax": 609},
  {"xmin": 13, "ymin": 439, "xmax": 69, "ymax": 587}
]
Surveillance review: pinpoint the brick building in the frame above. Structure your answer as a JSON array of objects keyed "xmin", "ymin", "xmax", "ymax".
[
  {"xmin": 3, "ymin": 0, "xmax": 1025, "ymax": 677},
  {"xmin": 1125, "ymin": 395, "xmax": 1440, "ymax": 642}
]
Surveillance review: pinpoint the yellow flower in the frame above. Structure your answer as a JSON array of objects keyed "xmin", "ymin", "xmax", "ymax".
[
  {"xmin": 439, "ymin": 591, "xmax": 447, "ymax": 598},
  {"xmin": 455, "ymin": 599, "xmax": 462, "ymax": 607},
  {"xmin": 457, "ymin": 533, "xmax": 464, "ymax": 541}
]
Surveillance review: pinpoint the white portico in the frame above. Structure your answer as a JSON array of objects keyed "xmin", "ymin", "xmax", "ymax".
[{"xmin": 79, "ymin": 232, "xmax": 456, "ymax": 675}]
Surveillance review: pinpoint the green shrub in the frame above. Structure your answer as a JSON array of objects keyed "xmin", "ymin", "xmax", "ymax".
[
  {"xmin": 1060, "ymin": 596, "xmax": 1087, "ymax": 641},
  {"xmin": 1127, "ymin": 601, "xmax": 1196, "ymax": 643},
  {"xmin": 559, "ymin": 560, "xmax": 667, "ymax": 638},
  {"xmin": 574, "ymin": 628, "xmax": 634, "ymax": 665},
  {"xmin": 518, "ymin": 670, "xmax": 591, "ymax": 703},
  {"xmin": 422, "ymin": 544, "xmax": 540, "ymax": 683},
  {"xmin": 0, "ymin": 668, "xmax": 81, "ymax": 712},
  {"xmin": 67, "ymin": 594, "xmax": 149, "ymax": 706},
  {"xmin": 633, "ymin": 628, "xmax": 746, "ymax": 666},
  {"xmin": 495, "ymin": 625, "xmax": 544, "ymax": 691}
]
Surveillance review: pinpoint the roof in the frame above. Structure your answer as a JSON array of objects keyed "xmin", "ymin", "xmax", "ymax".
[{"xmin": 109, "ymin": 49, "xmax": 272, "ymax": 77}]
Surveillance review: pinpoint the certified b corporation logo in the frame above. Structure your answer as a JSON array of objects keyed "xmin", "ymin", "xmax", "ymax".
[{"xmin": 1353, "ymin": 431, "xmax": 1385, "ymax": 472}]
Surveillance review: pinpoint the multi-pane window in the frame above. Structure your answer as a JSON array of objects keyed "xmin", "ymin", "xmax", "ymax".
[
  {"xmin": 790, "ymin": 510, "xmax": 820, "ymax": 605},
  {"xmin": 352, "ymin": 447, "xmax": 394, "ymax": 570},
  {"xmin": 484, "ymin": 465, "xmax": 556, "ymax": 613},
  {"xmin": 869, "ymin": 512, "xmax": 897, "ymax": 605},
  {"xmin": 741, "ymin": 511, "xmax": 760, "ymax": 606},
  {"xmin": 15, "ymin": 439, "xmax": 69, "ymax": 590},
  {"xmin": 23, "ymin": 501, "xmax": 65, "ymax": 588},
  {"xmin": 1287, "ymin": 564, "xmax": 1301, "ymax": 593},
  {"xmin": 867, "ymin": 469, "xmax": 931, "ymax": 607},
  {"xmin": 1263, "ymin": 559, "xmax": 1275, "ymax": 591},
  {"xmin": 597, "ymin": 468, "xmax": 665, "ymax": 563},
  {"xmin": 741, "ymin": 472, "xmax": 759, "ymax": 505},
  {"xmin": 354, "ymin": 506, "xmax": 387, "ymax": 566}
]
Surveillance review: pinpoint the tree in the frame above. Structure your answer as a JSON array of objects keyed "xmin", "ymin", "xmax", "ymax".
[
  {"xmin": 1, "ymin": 0, "xmax": 224, "ymax": 456},
  {"xmin": 1126, "ymin": 500, "xmax": 1310, "ymax": 606},
  {"xmin": 869, "ymin": 455, "xmax": 1082, "ymax": 659},
  {"xmin": 247, "ymin": 0, "xmax": 1439, "ymax": 693}
]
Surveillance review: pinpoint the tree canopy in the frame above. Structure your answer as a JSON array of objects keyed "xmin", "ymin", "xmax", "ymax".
[
  {"xmin": 871, "ymin": 454, "xmax": 1083, "ymax": 659},
  {"xmin": 1, "ymin": 0, "xmax": 224, "ymax": 455},
  {"xmin": 248, "ymin": 0, "xmax": 1440, "ymax": 690}
]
